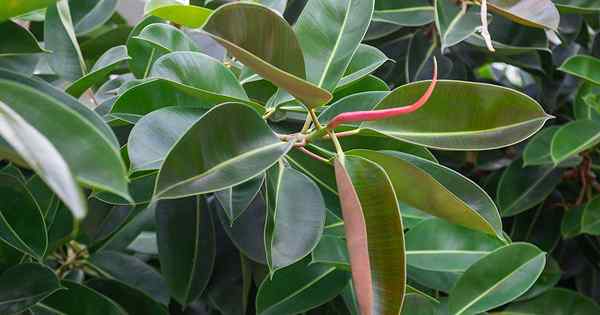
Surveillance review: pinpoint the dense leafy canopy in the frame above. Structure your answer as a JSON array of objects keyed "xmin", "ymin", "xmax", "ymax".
[{"xmin": 1, "ymin": 0, "xmax": 600, "ymax": 314}]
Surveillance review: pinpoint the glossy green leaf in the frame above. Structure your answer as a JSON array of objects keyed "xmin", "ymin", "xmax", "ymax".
[
  {"xmin": 401, "ymin": 293, "xmax": 439, "ymax": 315},
  {"xmin": 155, "ymin": 103, "xmax": 293, "ymax": 198},
  {"xmin": 42, "ymin": 281, "xmax": 128, "ymax": 315},
  {"xmin": 510, "ymin": 204, "xmax": 562, "ymax": 252},
  {"xmin": 145, "ymin": 0, "xmax": 212, "ymax": 28},
  {"xmin": 203, "ymin": 2, "xmax": 332, "ymax": 108},
  {"xmin": 524, "ymin": 126, "xmax": 560, "ymax": 166},
  {"xmin": 0, "ymin": 100, "xmax": 87, "ymax": 219},
  {"xmin": 574, "ymin": 82, "xmax": 600, "ymax": 121},
  {"xmin": 516, "ymin": 258, "xmax": 561, "ymax": 302},
  {"xmin": 351, "ymin": 150, "xmax": 501, "ymax": 236},
  {"xmin": 155, "ymin": 196, "xmax": 215, "ymax": 306},
  {"xmin": 0, "ymin": 174, "xmax": 47, "ymax": 258},
  {"xmin": 487, "ymin": 0, "xmax": 560, "ymax": 30},
  {"xmin": 553, "ymin": 0, "xmax": 600, "ymax": 13},
  {"xmin": 93, "ymin": 172, "xmax": 156, "ymax": 206},
  {"xmin": 44, "ymin": 0, "xmax": 87, "ymax": 81},
  {"xmin": 373, "ymin": 0, "xmax": 435, "ymax": 27},
  {"xmin": 496, "ymin": 159, "xmax": 561, "ymax": 217},
  {"xmin": 311, "ymin": 234, "xmax": 350, "ymax": 269},
  {"xmin": 551, "ymin": 120, "xmax": 600, "ymax": 163},
  {"xmin": 0, "ymin": 20, "xmax": 46, "ymax": 56},
  {"xmin": 86, "ymin": 279, "xmax": 169, "ymax": 315},
  {"xmin": 0, "ymin": 0, "xmax": 56, "ymax": 22},
  {"xmin": 265, "ymin": 162, "xmax": 326, "ymax": 272},
  {"xmin": 405, "ymin": 219, "xmax": 505, "ymax": 272},
  {"xmin": 0, "ymin": 79, "xmax": 130, "ymax": 202},
  {"xmin": 0, "ymin": 263, "xmax": 61, "ymax": 314},
  {"xmin": 581, "ymin": 195, "xmax": 600, "ymax": 235},
  {"xmin": 91, "ymin": 205, "xmax": 156, "ymax": 253},
  {"xmin": 149, "ymin": 51, "xmax": 248, "ymax": 100},
  {"xmin": 559, "ymin": 55, "xmax": 600, "ymax": 85},
  {"xmin": 337, "ymin": 44, "xmax": 390, "ymax": 88},
  {"xmin": 66, "ymin": 46, "xmax": 130, "ymax": 98},
  {"xmin": 134, "ymin": 23, "xmax": 200, "ymax": 53},
  {"xmin": 256, "ymin": 259, "xmax": 350, "ymax": 315},
  {"xmin": 216, "ymin": 174, "xmax": 264, "ymax": 223},
  {"xmin": 128, "ymin": 107, "xmax": 207, "ymax": 172},
  {"xmin": 294, "ymin": 0, "xmax": 374, "ymax": 91},
  {"xmin": 361, "ymin": 81, "xmax": 551, "ymax": 150},
  {"xmin": 70, "ymin": 0, "xmax": 118, "ymax": 35},
  {"xmin": 449, "ymin": 243, "xmax": 546, "ymax": 315},
  {"xmin": 407, "ymin": 265, "xmax": 462, "ymax": 293},
  {"xmin": 498, "ymin": 288, "xmax": 600, "ymax": 314},
  {"xmin": 88, "ymin": 251, "xmax": 170, "ymax": 305},
  {"xmin": 435, "ymin": 0, "xmax": 481, "ymax": 52},
  {"xmin": 334, "ymin": 156, "xmax": 406, "ymax": 315},
  {"xmin": 561, "ymin": 206, "xmax": 584, "ymax": 239}
]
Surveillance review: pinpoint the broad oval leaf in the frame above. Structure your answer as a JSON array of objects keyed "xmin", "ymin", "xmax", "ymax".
[
  {"xmin": 70, "ymin": 0, "xmax": 118, "ymax": 35},
  {"xmin": 0, "ymin": 20, "xmax": 47, "ymax": 56},
  {"xmin": 361, "ymin": 80, "xmax": 551, "ymax": 150},
  {"xmin": 0, "ymin": 263, "xmax": 61, "ymax": 314},
  {"xmin": 155, "ymin": 103, "xmax": 293, "ymax": 198},
  {"xmin": 265, "ymin": 162, "xmax": 326, "ymax": 272},
  {"xmin": 373, "ymin": 0, "xmax": 435, "ymax": 27},
  {"xmin": 145, "ymin": 0, "xmax": 212, "ymax": 28},
  {"xmin": 499, "ymin": 288, "xmax": 600, "ymax": 314},
  {"xmin": 496, "ymin": 159, "xmax": 562, "ymax": 217},
  {"xmin": 66, "ymin": 45, "xmax": 131, "ymax": 98},
  {"xmin": 0, "ymin": 174, "xmax": 47, "ymax": 258},
  {"xmin": 0, "ymin": 79, "xmax": 130, "ymax": 201},
  {"xmin": 256, "ymin": 259, "xmax": 349, "ymax": 315},
  {"xmin": 86, "ymin": 279, "xmax": 169, "ymax": 315},
  {"xmin": 0, "ymin": 0, "xmax": 56, "ymax": 22},
  {"xmin": 294, "ymin": 0, "xmax": 374, "ymax": 91},
  {"xmin": 551, "ymin": 119, "xmax": 600, "ymax": 163},
  {"xmin": 338, "ymin": 44, "xmax": 391, "ymax": 89},
  {"xmin": 559, "ymin": 55, "xmax": 600, "ymax": 85},
  {"xmin": 350, "ymin": 150, "xmax": 501, "ymax": 236},
  {"xmin": 42, "ymin": 280, "xmax": 128, "ymax": 315},
  {"xmin": 155, "ymin": 196, "xmax": 215, "ymax": 306},
  {"xmin": 88, "ymin": 251, "xmax": 170, "ymax": 305},
  {"xmin": 0, "ymin": 100, "xmax": 87, "ymax": 219},
  {"xmin": 150, "ymin": 51, "xmax": 248, "ymax": 100},
  {"xmin": 405, "ymin": 218, "xmax": 505, "ymax": 272},
  {"xmin": 435, "ymin": 0, "xmax": 482, "ymax": 52},
  {"xmin": 487, "ymin": 0, "xmax": 560, "ymax": 30},
  {"xmin": 553, "ymin": 0, "xmax": 600, "ymax": 14},
  {"xmin": 581, "ymin": 195, "xmax": 600, "ymax": 235},
  {"xmin": 449, "ymin": 243, "xmax": 546, "ymax": 315},
  {"xmin": 216, "ymin": 175, "xmax": 264, "ymax": 224},
  {"xmin": 203, "ymin": 2, "xmax": 332, "ymax": 108},
  {"xmin": 334, "ymin": 156, "xmax": 406, "ymax": 315},
  {"xmin": 524, "ymin": 126, "xmax": 559, "ymax": 166}
]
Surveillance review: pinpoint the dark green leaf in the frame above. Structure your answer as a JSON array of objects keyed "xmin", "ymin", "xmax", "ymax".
[{"xmin": 0, "ymin": 263, "xmax": 61, "ymax": 314}]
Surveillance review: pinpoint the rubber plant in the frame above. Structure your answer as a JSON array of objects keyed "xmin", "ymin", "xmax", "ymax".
[{"xmin": 2, "ymin": 0, "xmax": 597, "ymax": 315}]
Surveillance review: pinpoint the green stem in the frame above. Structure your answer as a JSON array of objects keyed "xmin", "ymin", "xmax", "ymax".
[{"xmin": 328, "ymin": 130, "xmax": 345, "ymax": 164}]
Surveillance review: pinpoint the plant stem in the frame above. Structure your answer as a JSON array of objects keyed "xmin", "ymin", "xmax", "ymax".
[
  {"xmin": 328, "ymin": 130, "xmax": 345, "ymax": 164},
  {"xmin": 309, "ymin": 109, "xmax": 323, "ymax": 130},
  {"xmin": 297, "ymin": 146, "xmax": 329, "ymax": 163}
]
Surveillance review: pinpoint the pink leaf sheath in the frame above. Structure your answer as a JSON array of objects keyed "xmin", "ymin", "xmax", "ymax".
[{"xmin": 328, "ymin": 58, "xmax": 438, "ymax": 129}]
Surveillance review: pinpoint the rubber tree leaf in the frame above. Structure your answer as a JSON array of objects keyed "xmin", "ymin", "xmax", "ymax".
[
  {"xmin": 574, "ymin": 83, "xmax": 600, "ymax": 121},
  {"xmin": 92, "ymin": 172, "xmax": 156, "ymax": 206},
  {"xmin": 435, "ymin": 0, "xmax": 481, "ymax": 52},
  {"xmin": 88, "ymin": 251, "xmax": 170, "ymax": 305},
  {"xmin": 373, "ymin": 0, "xmax": 434, "ymax": 27},
  {"xmin": 334, "ymin": 156, "xmax": 406, "ymax": 315},
  {"xmin": 66, "ymin": 45, "xmax": 131, "ymax": 97},
  {"xmin": 559, "ymin": 55, "xmax": 600, "ymax": 85},
  {"xmin": 311, "ymin": 233, "xmax": 350, "ymax": 269},
  {"xmin": 155, "ymin": 103, "xmax": 294, "ymax": 199},
  {"xmin": 0, "ymin": 79, "xmax": 130, "ymax": 202},
  {"xmin": 215, "ymin": 174, "xmax": 264, "ymax": 223},
  {"xmin": 361, "ymin": 80, "xmax": 551, "ymax": 150},
  {"xmin": 42, "ymin": 281, "xmax": 128, "ymax": 315},
  {"xmin": 581, "ymin": 195, "xmax": 600, "ymax": 235},
  {"xmin": 0, "ymin": 0, "xmax": 56, "ymax": 22},
  {"xmin": 86, "ymin": 279, "xmax": 169, "ymax": 315},
  {"xmin": 0, "ymin": 174, "xmax": 47, "ymax": 258},
  {"xmin": 498, "ymin": 288, "xmax": 600, "ymax": 314},
  {"xmin": 128, "ymin": 107, "xmax": 207, "ymax": 173},
  {"xmin": 44, "ymin": 0, "xmax": 87, "ymax": 81},
  {"xmin": 352, "ymin": 150, "xmax": 502, "ymax": 236},
  {"xmin": 337, "ymin": 44, "xmax": 391, "ymax": 89},
  {"xmin": 0, "ymin": 101, "xmax": 87, "ymax": 219},
  {"xmin": 524, "ymin": 126, "xmax": 560, "ymax": 166},
  {"xmin": 264, "ymin": 162, "xmax": 326, "ymax": 272},
  {"xmin": 294, "ymin": 0, "xmax": 374, "ymax": 92},
  {"xmin": 156, "ymin": 196, "xmax": 215, "ymax": 306},
  {"xmin": 256, "ymin": 259, "xmax": 350, "ymax": 315},
  {"xmin": 405, "ymin": 219, "xmax": 505, "ymax": 272},
  {"xmin": 401, "ymin": 293, "xmax": 438, "ymax": 315},
  {"xmin": 149, "ymin": 51, "xmax": 248, "ymax": 100},
  {"xmin": 551, "ymin": 119, "xmax": 600, "ymax": 164},
  {"xmin": 553, "ymin": 0, "xmax": 600, "ymax": 14},
  {"xmin": 487, "ymin": 0, "xmax": 560, "ymax": 30},
  {"xmin": 202, "ymin": 2, "xmax": 332, "ymax": 109},
  {"xmin": 145, "ymin": 0, "xmax": 212, "ymax": 28},
  {"xmin": 70, "ymin": 0, "xmax": 118, "ymax": 35},
  {"xmin": 449, "ymin": 243, "xmax": 546, "ymax": 315},
  {"xmin": 0, "ymin": 20, "xmax": 47, "ymax": 56},
  {"xmin": 516, "ymin": 258, "xmax": 561, "ymax": 302},
  {"xmin": 496, "ymin": 159, "xmax": 561, "ymax": 217},
  {"xmin": 0, "ymin": 263, "xmax": 62, "ymax": 314}
]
